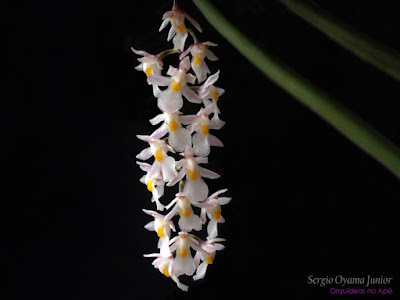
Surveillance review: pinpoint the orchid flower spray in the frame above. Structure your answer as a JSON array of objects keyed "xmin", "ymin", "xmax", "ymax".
[{"xmin": 134, "ymin": 0, "xmax": 231, "ymax": 291}]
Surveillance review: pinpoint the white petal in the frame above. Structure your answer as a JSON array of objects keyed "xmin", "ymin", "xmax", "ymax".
[
  {"xmin": 182, "ymin": 85, "xmax": 202, "ymax": 104},
  {"xmin": 193, "ymin": 132, "xmax": 210, "ymax": 157},
  {"xmin": 149, "ymin": 113, "xmax": 165, "ymax": 125},
  {"xmin": 159, "ymin": 156, "xmax": 178, "ymax": 183},
  {"xmin": 171, "ymin": 275, "xmax": 189, "ymax": 292},
  {"xmin": 147, "ymin": 75, "xmax": 171, "ymax": 87},
  {"xmin": 166, "ymin": 168, "xmax": 185, "ymax": 187},
  {"xmin": 136, "ymin": 147, "xmax": 152, "ymax": 160},
  {"xmin": 168, "ymin": 126, "xmax": 191, "ymax": 152},
  {"xmin": 131, "ymin": 47, "xmax": 148, "ymax": 56},
  {"xmin": 198, "ymin": 166, "xmax": 220, "ymax": 179},
  {"xmin": 174, "ymin": 253, "xmax": 196, "ymax": 276},
  {"xmin": 207, "ymin": 219, "xmax": 218, "ymax": 240},
  {"xmin": 192, "ymin": 62, "xmax": 209, "ymax": 83},
  {"xmin": 184, "ymin": 177, "xmax": 208, "ymax": 203},
  {"xmin": 158, "ymin": 88, "xmax": 183, "ymax": 113},
  {"xmin": 159, "ymin": 18, "xmax": 170, "ymax": 32},
  {"xmin": 178, "ymin": 209, "xmax": 202, "ymax": 232},
  {"xmin": 206, "ymin": 49, "xmax": 219, "ymax": 61},
  {"xmin": 167, "ymin": 26, "xmax": 176, "ymax": 41},
  {"xmin": 150, "ymin": 124, "xmax": 168, "ymax": 140},
  {"xmin": 208, "ymin": 134, "xmax": 224, "ymax": 147},
  {"xmin": 167, "ymin": 65, "xmax": 178, "ymax": 77},
  {"xmin": 193, "ymin": 262, "xmax": 208, "ymax": 281},
  {"xmin": 173, "ymin": 31, "xmax": 188, "ymax": 52}
]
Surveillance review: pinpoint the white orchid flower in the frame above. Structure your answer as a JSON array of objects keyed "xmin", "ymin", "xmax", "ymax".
[{"xmin": 159, "ymin": 0, "xmax": 202, "ymax": 51}]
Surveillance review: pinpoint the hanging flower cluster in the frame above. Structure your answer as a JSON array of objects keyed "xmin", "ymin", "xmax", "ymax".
[{"xmin": 134, "ymin": 0, "xmax": 230, "ymax": 291}]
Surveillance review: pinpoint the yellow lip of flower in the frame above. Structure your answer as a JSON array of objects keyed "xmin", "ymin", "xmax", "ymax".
[
  {"xmin": 168, "ymin": 119, "xmax": 179, "ymax": 131},
  {"xmin": 171, "ymin": 80, "xmax": 182, "ymax": 92},
  {"xmin": 201, "ymin": 124, "xmax": 209, "ymax": 135},
  {"xmin": 193, "ymin": 55, "xmax": 202, "ymax": 66},
  {"xmin": 145, "ymin": 67, "xmax": 152, "ymax": 76},
  {"xmin": 178, "ymin": 248, "xmax": 188, "ymax": 257},
  {"xmin": 211, "ymin": 90, "xmax": 219, "ymax": 102},
  {"xmin": 147, "ymin": 179, "xmax": 154, "ymax": 192},
  {"xmin": 176, "ymin": 24, "xmax": 185, "ymax": 33},
  {"xmin": 157, "ymin": 227, "xmax": 165, "ymax": 238},
  {"xmin": 213, "ymin": 211, "xmax": 221, "ymax": 221},
  {"xmin": 180, "ymin": 208, "xmax": 191, "ymax": 217},
  {"xmin": 188, "ymin": 169, "xmax": 198, "ymax": 180},
  {"xmin": 154, "ymin": 150, "xmax": 163, "ymax": 162},
  {"xmin": 205, "ymin": 255, "xmax": 213, "ymax": 265}
]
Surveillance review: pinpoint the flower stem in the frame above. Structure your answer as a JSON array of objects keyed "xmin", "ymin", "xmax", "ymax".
[
  {"xmin": 278, "ymin": 0, "xmax": 400, "ymax": 82},
  {"xmin": 193, "ymin": 0, "xmax": 400, "ymax": 179}
]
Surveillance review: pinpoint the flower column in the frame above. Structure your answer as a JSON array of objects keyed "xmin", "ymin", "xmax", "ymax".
[{"xmin": 134, "ymin": 0, "xmax": 231, "ymax": 291}]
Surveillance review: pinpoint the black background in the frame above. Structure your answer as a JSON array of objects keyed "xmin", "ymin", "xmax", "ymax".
[{"xmin": 3, "ymin": 0, "xmax": 400, "ymax": 299}]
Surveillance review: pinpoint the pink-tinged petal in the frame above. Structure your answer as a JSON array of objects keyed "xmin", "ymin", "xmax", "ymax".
[
  {"xmin": 167, "ymin": 26, "xmax": 176, "ymax": 41},
  {"xmin": 192, "ymin": 62, "xmax": 209, "ymax": 83},
  {"xmin": 162, "ymin": 10, "xmax": 174, "ymax": 20},
  {"xmin": 200, "ymin": 208, "xmax": 207, "ymax": 224},
  {"xmin": 165, "ymin": 198, "xmax": 178, "ymax": 210},
  {"xmin": 179, "ymin": 44, "xmax": 193, "ymax": 60},
  {"xmin": 194, "ymin": 157, "xmax": 208, "ymax": 165},
  {"xmin": 209, "ymin": 188, "xmax": 228, "ymax": 198},
  {"xmin": 179, "ymin": 114, "xmax": 198, "ymax": 125},
  {"xmin": 151, "ymin": 83, "xmax": 162, "ymax": 98},
  {"xmin": 131, "ymin": 47, "xmax": 148, "ymax": 56},
  {"xmin": 164, "ymin": 205, "xmax": 179, "ymax": 222},
  {"xmin": 193, "ymin": 262, "xmax": 208, "ymax": 281},
  {"xmin": 144, "ymin": 221, "xmax": 155, "ymax": 231},
  {"xmin": 168, "ymin": 127, "xmax": 191, "ymax": 153},
  {"xmin": 198, "ymin": 70, "xmax": 220, "ymax": 93},
  {"xmin": 210, "ymin": 114, "xmax": 225, "ymax": 129},
  {"xmin": 158, "ymin": 88, "xmax": 183, "ymax": 113},
  {"xmin": 166, "ymin": 168, "xmax": 185, "ymax": 187},
  {"xmin": 136, "ymin": 134, "xmax": 150, "ymax": 142},
  {"xmin": 175, "ymin": 158, "xmax": 186, "ymax": 169},
  {"xmin": 193, "ymin": 251, "xmax": 201, "ymax": 267},
  {"xmin": 136, "ymin": 147, "xmax": 152, "ymax": 160},
  {"xmin": 182, "ymin": 85, "xmax": 202, "ymax": 103},
  {"xmin": 218, "ymin": 215, "xmax": 225, "ymax": 224},
  {"xmin": 185, "ymin": 73, "xmax": 197, "ymax": 85},
  {"xmin": 203, "ymin": 41, "xmax": 218, "ymax": 47},
  {"xmin": 179, "ymin": 56, "xmax": 191, "ymax": 70},
  {"xmin": 208, "ymin": 134, "xmax": 224, "ymax": 147},
  {"xmin": 173, "ymin": 31, "xmax": 188, "ymax": 51},
  {"xmin": 159, "ymin": 18, "xmax": 170, "ymax": 31},
  {"xmin": 159, "ymin": 155, "xmax": 178, "ymax": 183},
  {"xmin": 198, "ymin": 166, "xmax": 220, "ymax": 179},
  {"xmin": 185, "ymin": 13, "xmax": 202, "ymax": 32},
  {"xmin": 169, "ymin": 220, "xmax": 176, "ymax": 232},
  {"xmin": 147, "ymin": 75, "xmax": 171, "ymax": 87},
  {"xmin": 216, "ymin": 87, "xmax": 225, "ymax": 96},
  {"xmin": 207, "ymin": 219, "xmax": 218, "ymax": 240},
  {"xmin": 218, "ymin": 197, "xmax": 232, "ymax": 205},
  {"xmin": 136, "ymin": 161, "xmax": 151, "ymax": 172},
  {"xmin": 149, "ymin": 113, "xmax": 165, "ymax": 125},
  {"xmin": 166, "ymin": 65, "xmax": 178, "ymax": 77},
  {"xmin": 150, "ymin": 124, "xmax": 168, "ymax": 140},
  {"xmin": 214, "ymin": 243, "xmax": 225, "ymax": 251},
  {"xmin": 142, "ymin": 209, "xmax": 162, "ymax": 219},
  {"xmin": 134, "ymin": 63, "xmax": 143, "ymax": 71},
  {"xmin": 206, "ymin": 49, "xmax": 219, "ymax": 61},
  {"xmin": 184, "ymin": 177, "xmax": 208, "ymax": 203},
  {"xmin": 193, "ymin": 132, "xmax": 210, "ymax": 157}
]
